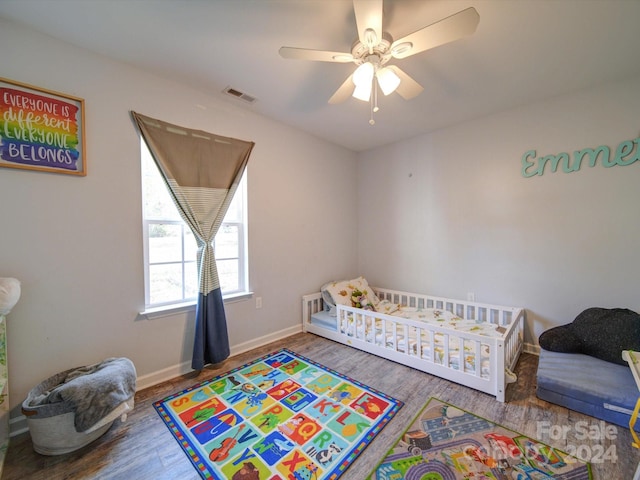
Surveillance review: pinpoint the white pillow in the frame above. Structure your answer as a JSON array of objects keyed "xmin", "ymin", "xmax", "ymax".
[
  {"xmin": 322, "ymin": 276, "xmax": 379, "ymax": 315},
  {"xmin": 320, "ymin": 281, "xmax": 338, "ymax": 315}
]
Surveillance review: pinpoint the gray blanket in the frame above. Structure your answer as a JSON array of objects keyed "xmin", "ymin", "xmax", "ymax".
[{"xmin": 28, "ymin": 357, "xmax": 136, "ymax": 432}]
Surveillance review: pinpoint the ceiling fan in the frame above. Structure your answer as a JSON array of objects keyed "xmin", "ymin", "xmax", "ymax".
[{"xmin": 279, "ymin": 0, "xmax": 479, "ymax": 124}]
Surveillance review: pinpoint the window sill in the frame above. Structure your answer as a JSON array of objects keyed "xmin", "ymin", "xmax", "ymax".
[{"xmin": 138, "ymin": 291, "xmax": 254, "ymax": 320}]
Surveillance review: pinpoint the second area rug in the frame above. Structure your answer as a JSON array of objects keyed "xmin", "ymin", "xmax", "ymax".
[{"xmin": 370, "ymin": 397, "xmax": 591, "ymax": 480}]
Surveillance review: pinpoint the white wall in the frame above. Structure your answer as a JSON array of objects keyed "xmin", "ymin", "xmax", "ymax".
[
  {"xmin": 0, "ymin": 19, "xmax": 358, "ymax": 418},
  {"xmin": 357, "ymin": 75, "xmax": 640, "ymax": 346}
]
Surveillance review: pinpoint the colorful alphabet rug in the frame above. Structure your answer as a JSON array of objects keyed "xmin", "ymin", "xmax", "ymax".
[
  {"xmin": 154, "ymin": 349, "xmax": 403, "ymax": 479},
  {"xmin": 370, "ymin": 397, "xmax": 592, "ymax": 480}
]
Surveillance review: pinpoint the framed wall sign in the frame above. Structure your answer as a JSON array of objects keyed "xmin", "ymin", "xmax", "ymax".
[{"xmin": 0, "ymin": 77, "xmax": 86, "ymax": 176}]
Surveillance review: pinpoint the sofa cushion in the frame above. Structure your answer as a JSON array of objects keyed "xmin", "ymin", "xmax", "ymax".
[{"xmin": 536, "ymin": 349, "xmax": 638, "ymax": 429}]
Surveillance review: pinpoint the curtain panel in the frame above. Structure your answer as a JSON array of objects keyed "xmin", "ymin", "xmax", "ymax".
[{"xmin": 132, "ymin": 112, "xmax": 254, "ymax": 369}]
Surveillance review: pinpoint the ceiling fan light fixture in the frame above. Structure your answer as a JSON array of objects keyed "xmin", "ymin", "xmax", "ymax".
[
  {"xmin": 352, "ymin": 82, "xmax": 372, "ymax": 101},
  {"xmin": 352, "ymin": 61, "xmax": 374, "ymax": 86},
  {"xmin": 376, "ymin": 66, "xmax": 401, "ymax": 95},
  {"xmin": 391, "ymin": 41, "xmax": 413, "ymax": 57}
]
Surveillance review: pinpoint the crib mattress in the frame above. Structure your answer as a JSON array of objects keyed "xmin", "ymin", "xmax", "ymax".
[
  {"xmin": 536, "ymin": 349, "xmax": 638, "ymax": 429},
  {"xmin": 310, "ymin": 310, "xmax": 338, "ymax": 331}
]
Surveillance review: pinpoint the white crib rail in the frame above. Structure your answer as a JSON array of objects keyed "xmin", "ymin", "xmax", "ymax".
[
  {"xmin": 302, "ymin": 288, "xmax": 524, "ymax": 402},
  {"xmin": 374, "ymin": 287, "xmax": 517, "ymax": 326},
  {"xmin": 302, "ymin": 292, "xmax": 324, "ymax": 329}
]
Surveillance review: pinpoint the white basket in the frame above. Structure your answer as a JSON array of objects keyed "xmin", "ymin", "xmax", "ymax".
[
  {"xmin": 26, "ymin": 412, "xmax": 113, "ymax": 455},
  {"xmin": 22, "ymin": 367, "xmax": 134, "ymax": 455}
]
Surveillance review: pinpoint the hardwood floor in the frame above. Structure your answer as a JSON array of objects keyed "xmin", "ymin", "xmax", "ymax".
[{"xmin": 2, "ymin": 332, "xmax": 638, "ymax": 479}]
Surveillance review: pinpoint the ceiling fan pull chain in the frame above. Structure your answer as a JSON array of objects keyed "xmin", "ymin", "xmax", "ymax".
[
  {"xmin": 369, "ymin": 99, "xmax": 375, "ymax": 125},
  {"xmin": 369, "ymin": 79, "xmax": 377, "ymax": 125},
  {"xmin": 373, "ymin": 77, "xmax": 380, "ymax": 113}
]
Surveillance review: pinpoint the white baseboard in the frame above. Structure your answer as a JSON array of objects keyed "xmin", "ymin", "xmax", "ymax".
[
  {"xmin": 524, "ymin": 342, "xmax": 541, "ymax": 355},
  {"xmin": 229, "ymin": 325, "xmax": 302, "ymax": 358},
  {"xmin": 9, "ymin": 416, "xmax": 28, "ymax": 437},
  {"xmin": 135, "ymin": 324, "xmax": 302, "ymax": 391},
  {"xmin": 10, "ymin": 324, "xmax": 302, "ymax": 437}
]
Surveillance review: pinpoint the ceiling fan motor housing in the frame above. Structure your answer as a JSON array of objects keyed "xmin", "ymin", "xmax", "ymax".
[{"xmin": 351, "ymin": 31, "xmax": 393, "ymax": 66}]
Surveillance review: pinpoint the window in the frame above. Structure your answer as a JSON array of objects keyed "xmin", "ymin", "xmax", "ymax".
[{"xmin": 141, "ymin": 143, "xmax": 248, "ymax": 309}]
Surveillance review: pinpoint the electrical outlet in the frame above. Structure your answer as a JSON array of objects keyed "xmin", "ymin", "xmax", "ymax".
[
  {"xmin": 467, "ymin": 292, "xmax": 475, "ymax": 302},
  {"xmin": 256, "ymin": 297, "xmax": 262, "ymax": 309}
]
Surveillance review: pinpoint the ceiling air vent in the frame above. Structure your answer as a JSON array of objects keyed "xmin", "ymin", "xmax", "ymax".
[{"xmin": 223, "ymin": 86, "xmax": 257, "ymax": 104}]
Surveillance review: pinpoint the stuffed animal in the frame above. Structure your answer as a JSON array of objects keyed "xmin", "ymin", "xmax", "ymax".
[
  {"xmin": 351, "ymin": 289, "xmax": 374, "ymax": 311},
  {"xmin": 0, "ymin": 277, "xmax": 21, "ymax": 315}
]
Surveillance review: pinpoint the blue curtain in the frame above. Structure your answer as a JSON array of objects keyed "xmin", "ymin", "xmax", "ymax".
[
  {"xmin": 192, "ymin": 275, "xmax": 229, "ymax": 368},
  {"xmin": 132, "ymin": 112, "xmax": 254, "ymax": 369}
]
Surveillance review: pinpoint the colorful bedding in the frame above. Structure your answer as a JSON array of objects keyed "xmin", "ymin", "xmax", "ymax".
[{"xmin": 392, "ymin": 306, "xmax": 507, "ymax": 337}]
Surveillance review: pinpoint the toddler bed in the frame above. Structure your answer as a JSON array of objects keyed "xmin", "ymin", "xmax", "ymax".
[{"xmin": 302, "ymin": 278, "xmax": 524, "ymax": 402}]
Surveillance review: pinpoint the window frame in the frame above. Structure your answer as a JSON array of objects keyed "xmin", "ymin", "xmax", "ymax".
[{"xmin": 140, "ymin": 142, "xmax": 250, "ymax": 314}]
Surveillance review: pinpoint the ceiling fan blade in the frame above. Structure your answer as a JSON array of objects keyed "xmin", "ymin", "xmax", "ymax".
[
  {"xmin": 387, "ymin": 66, "xmax": 423, "ymax": 100},
  {"xmin": 353, "ymin": 0, "xmax": 383, "ymax": 49},
  {"xmin": 390, "ymin": 7, "xmax": 479, "ymax": 59},
  {"xmin": 328, "ymin": 75, "xmax": 355, "ymax": 104},
  {"xmin": 279, "ymin": 46, "xmax": 354, "ymax": 63}
]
